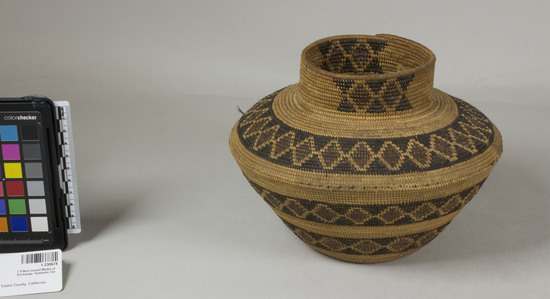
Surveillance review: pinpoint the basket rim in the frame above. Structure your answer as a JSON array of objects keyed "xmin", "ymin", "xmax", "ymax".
[{"xmin": 301, "ymin": 34, "xmax": 436, "ymax": 81}]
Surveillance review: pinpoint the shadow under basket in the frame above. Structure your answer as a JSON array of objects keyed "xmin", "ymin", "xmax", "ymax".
[{"xmin": 229, "ymin": 34, "xmax": 502, "ymax": 263}]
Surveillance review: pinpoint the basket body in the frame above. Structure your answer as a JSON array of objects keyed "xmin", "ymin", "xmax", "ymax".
[{"xmin": 229, "ymin": 35, "xmax": 502, "ymax": 263}]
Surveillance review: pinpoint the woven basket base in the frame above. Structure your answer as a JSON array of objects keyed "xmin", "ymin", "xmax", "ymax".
[
  {"xmin": 308, "ymin": 245, "xmax": 424, "ymax": 264},
  {"xmin": 279, "ymin": 212, "xmax": 451, "ymax": 264}
]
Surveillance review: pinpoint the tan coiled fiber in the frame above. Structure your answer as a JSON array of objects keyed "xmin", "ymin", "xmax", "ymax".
[{"xmin": 229, "ymin": 34, "xmax": 502, "ymax": 263}]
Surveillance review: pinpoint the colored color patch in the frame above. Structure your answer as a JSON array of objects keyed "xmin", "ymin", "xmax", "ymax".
[
  {"xmin": 10, "ymin": 217, "xmax": 28, "ymax": 232},
  {"xmin": 27, "ymin": 181, "xmax": 45, "ymax": 196},
  {"xmin": 23, "ymin": 144, "xmax": 41, "ymax": 160},
  {"xmin": 6, "ymin": 181, "xmax": 24, "ymax": 196},
  {"xmin": 8, "ymin": 199, "xmax": 26, "ymax": 214},
  {"xmin": 25, "ymin": 163, "xmax": 43, "ymax": 178},
  {"xmin": 0, "ymin": 183, "xmax": 3, "ymax": 196},
  {"xmin": 22, "ymin": 125, "xmax": 39, "ymax": 141},
  {"xmin": 31, "ymin": 217, "xmax": 48, "ymax": 232},
  {"xmin": 4, "ymin": 163, "xmax": 22, "ymax": 178},
  {"xmin": 0, "ymin": 200, "xmax": 5, "ymax": 215},
  {"xmin": 0, "ymin": 218, "xmax": 7, "ymax": 232},
  {"xmin": 2, "ymin": 144, "xmax": 20, "ymax": 160},
  {"xmin": 0, "ymin": 126, "xmax": 18, "ymax": 141},
  {"xmin": 28, "ymin": 199, "xmax": 47, "ymax": 214}
]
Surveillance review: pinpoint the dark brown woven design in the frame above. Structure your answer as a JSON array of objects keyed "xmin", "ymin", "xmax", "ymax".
[
  {"xmin": 237, "ymin": 90, "xmax": 495, "ymax": 174},
  {"xmin": 249, "ymin": 179, "xmax": 483, "ymax": 226},
  {"xmin": 316, "ymin": 38, "xmax": 388, "ymax": 74},
  {"xmin": 283, "ymin": 220, "xmax": 448, "ymax": 256},
  {"xmin": 300, "ymin": 35, "xmax": 435, "ymax": 116},
  {"xmin": 229, "ymin": 34, "xmax": 503, "ymax": 263},
  {"xmin": 334, "ymin": 75, "xmax": 415, "ymax": 113}
]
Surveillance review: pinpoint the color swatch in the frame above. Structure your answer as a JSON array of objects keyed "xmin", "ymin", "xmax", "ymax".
[{"xmin": 0, "ymin": 124, "xmax": 49, "ymax": 233}]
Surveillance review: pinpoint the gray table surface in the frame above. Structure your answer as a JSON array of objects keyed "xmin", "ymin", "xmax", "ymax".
[{"xmin": 1, "ymin": 1, "xmax": 549, "ymax": 298}]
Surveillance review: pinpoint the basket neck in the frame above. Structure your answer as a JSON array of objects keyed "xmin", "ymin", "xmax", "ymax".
[{"xmin": 297, "ymin": 35, "xmax": 436, "ymax": 114}]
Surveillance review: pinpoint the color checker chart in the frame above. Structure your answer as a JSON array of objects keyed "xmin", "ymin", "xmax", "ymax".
[
  {"xmin": 0, "ymin": 122, "xmax": 49, "ymax": 234},
  {"xmin": 0, "ymin": 98, "xmax": 81, "ymax": 252},
  {"xmin": 0, "ymin": 98, "xmax": 72, "ymax": 253}
]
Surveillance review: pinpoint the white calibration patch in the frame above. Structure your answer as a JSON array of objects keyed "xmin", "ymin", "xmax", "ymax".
[{"xmin": 0, "ymin": 249, "xmax": 62, "ymax": 297}]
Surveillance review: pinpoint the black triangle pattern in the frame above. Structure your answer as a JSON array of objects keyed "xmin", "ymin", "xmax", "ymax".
[
  {"xmin": 338, "ymin": 98, "xmax": 356, "ymax": 112},
  {"xmin": 397, "ymin": 74, "xmax": 415, "ymax": 90},
  {"xmin": 342, "ymin": 58, "xmax": 355, "ymax": 73},
  {"xmin": 334, "ymin": 78, "xmax": 354, "ymax": 93},
  {"xmin": 366, "ymin": 58, "xmax": 384, "ymax": 74},
  {"xmin": 317, "ymin": 38, "xmax": 387, "ymax": 74},
  {"xmin": 367, "ymin": 38, "xmax": 387, "ymax": 54},
  {"xmin": 367, "ymin": 80, "xmax": 386, "ymax": 94},
  {"xmin": 395, "ymin": 95, "xmax": 412, "ymax": 111},
  {"xmin": 318, "ymin": 41, "xmax": 333, "ymax": 56},
  {"xmin": 340, "ymin": 38, "xmax": 357, "ymax": 53},
  {"xmin": 314, "ymin": 39, "xmax": 422, "ymax": 114},
  {"xmin": 334, "ymin": 73, "xmax": 416, "ymax": 113},
  {"xmin": 366, "ymin": 99, "xmax": 386, "ymax": 113}
]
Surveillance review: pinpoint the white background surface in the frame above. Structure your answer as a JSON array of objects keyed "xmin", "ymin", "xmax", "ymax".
[{"xmin": 1, "ymin": 1, "xmax": 549, "ymax": 298}]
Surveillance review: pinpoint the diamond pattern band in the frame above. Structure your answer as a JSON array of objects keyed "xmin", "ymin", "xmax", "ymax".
[
  {"xmin": 250, "ymin": 180, "xmax": 483, "ymax": 226},
  {"xmin": 238, "ymin": 90, "xmax": 495, "ymax": 174},
  {"xmin": 283, "ymin": 220, "xmax": 448, "ymax": 256}
]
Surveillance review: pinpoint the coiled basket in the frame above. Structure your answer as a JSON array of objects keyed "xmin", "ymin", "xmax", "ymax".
[{"xmin": 229, "ymin": 34, "xmax": 502, "ymax": 263}]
